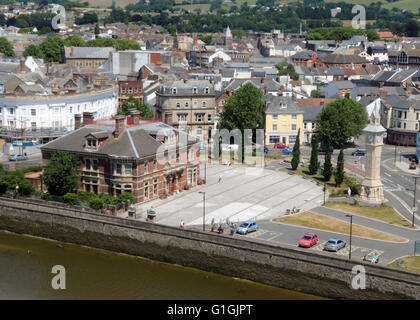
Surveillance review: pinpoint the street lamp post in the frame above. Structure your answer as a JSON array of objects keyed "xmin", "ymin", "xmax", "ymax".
[
  {"xmin": 199, "ymin": 191, "xmax": 206, "ymax": 232},
  {"xmin": 413, "ymin": 177, "xmax": 418, "ymax": 228},
  {"xmin": 346, "ymin": 214, "xmax": 353, "ymax": 260}
]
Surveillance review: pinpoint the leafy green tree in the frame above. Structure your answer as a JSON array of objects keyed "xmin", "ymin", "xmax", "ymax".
[
  {"xmin": 316, "ymin": 98, "xmax": 368, "ymax": 148},
  {"xmin": 335, "ymin": 148, "xmax": 344, "ymax": 187},
  {"xmin": 64, "ymin": 35, "xmax": 85, "ymax": 47},
  {"xmin": 309, "ymin": 134, "xmax": 319, "ymax": 175},
  {"xmin": 117, "ymin": 95, "xmax": 153, "ymax": 118},
  {"xmin": 75, "ymin": 12, "xmax": 98, "ymax": 25},
  {"xmin": 323, "ymin": 141, "xmax": 332, "ymax": 182},
  {"xmin": 218, "ymin": 82, "xmax": 265, "ymax": 161},
  {"xmin": 199, "ymin": 35, "xmax": 212, "ymax": 45},
  {"xmin": 291, "ymin": 129, "xmax": 301, "ymax": 170},
  {"xmin": 38, "ymin": 36, "xmax": 65, "ymax": 63},
  {"xmin": 43, "ymin": 151, "xmax": 81, "ymax": 196},
  {"xmin": 23, "ymin": 44, "xmax": 44, "ymax": 59},
  {"xmin": 95, "ymin": 23, "xmax": 100, "ymax": 35},
  {"xmin": 310, "ymin": 90, "xmax": 322, "ymax": 98},
  {"xmin": 0, "ymin": 37, "xmax": 14, "ymax": 57}
]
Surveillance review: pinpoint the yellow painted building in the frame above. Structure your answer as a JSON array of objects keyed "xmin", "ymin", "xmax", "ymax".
[{"xmin": 264, "ymin": 95, "xmax": 304, "ymax": 146}]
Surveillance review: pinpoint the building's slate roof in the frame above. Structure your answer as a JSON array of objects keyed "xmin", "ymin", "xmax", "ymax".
[
  {"xmin": 65, "ymin": 47, "xmax": 115, "ymax": 59},
  {"xmin": 41, "ymin": 120, "xmax": 199, "ymax": 159},
  {"xmin": 264, "ymin": 95, "xmax": 303, "ymax": 114},
  {"xmin": 302, "ymin": 106, "xmax": 323, "ymax": 121}
]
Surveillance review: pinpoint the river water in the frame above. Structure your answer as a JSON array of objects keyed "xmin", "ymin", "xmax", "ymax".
[{"xmin": 0, "ymin": 230, "xmax": 323, "ymax": 300}]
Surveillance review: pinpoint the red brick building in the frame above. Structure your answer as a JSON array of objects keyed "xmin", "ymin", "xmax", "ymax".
[
  {"xmin": 40, "ymin": 112, "xmax": 201, "ymax": 204},
  {"xmin": 118, "ymin": 80, "xmax": 144, "ymax": 106}
]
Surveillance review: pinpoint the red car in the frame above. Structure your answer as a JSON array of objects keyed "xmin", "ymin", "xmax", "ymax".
[
  {"xmin": 274, "ymin": 142, "xmax": 289, "ymax": 149},
  {"xmin": 298, "ymin": 233, "xmax": 319, "ymax": 248}
]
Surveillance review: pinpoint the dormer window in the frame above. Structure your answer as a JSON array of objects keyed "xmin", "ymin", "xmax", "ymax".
[
  {"xmin": 87, "ymin": 138, "xmax": 97, "ymax": 148},
  {"xmin": 193, "ymin": 87, "xmax": 198, "ymax": 94},
  {"xmin": 172, "ymin": 88, "xmax": 177, "ymax": 94},
  {"xmin": 280, "ymin": 103, "xmax": 287, "ymax": 109},
  {"xmin": 204, "ymin": 87, "xmax": 210, "ymax": 94}
]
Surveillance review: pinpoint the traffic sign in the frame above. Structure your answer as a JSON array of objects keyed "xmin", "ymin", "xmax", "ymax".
[{"xmin": 415, "ymin": 241, "xmax": 420, "ymax": 256}]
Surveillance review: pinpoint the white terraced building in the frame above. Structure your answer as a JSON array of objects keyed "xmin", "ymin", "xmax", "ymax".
[{"xmin": 0, "ymin": 87, "xmax": 117, "ymax": 132}]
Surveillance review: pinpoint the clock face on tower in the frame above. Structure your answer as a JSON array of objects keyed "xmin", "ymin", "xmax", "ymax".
[
  {"xmin": 376, "ymin": 135, "xmax": 382, "ymax": 143},
  {"xmin": 368, "ymin": 135, "xmax": 374, "ymax": 143}
]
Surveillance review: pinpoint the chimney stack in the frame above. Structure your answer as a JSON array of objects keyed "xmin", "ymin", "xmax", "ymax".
[
  {"xmin": 264, "ymin": 86, "xmax": 268, "ymax": 95},
  {"xmin": 20, "ymin": 57, "xmax": 26, "ymax": 72},
  {"xmin": 74, "ymin": 114, "xmax": 82, "ymax": 130},
  {"xmin": 114, "ymin": 115, "xmax": 125, "ymax": 138},
  {"xmin": 71, "ymin": 46, "xmax": 75, "ymax": 58},
  {"xmin": 129, "ymin": 109, "xmax": 140, "ymax": 124},
  {"xmin": 83, "ymin": 112, "xmax": 94, "ymax": 126}
]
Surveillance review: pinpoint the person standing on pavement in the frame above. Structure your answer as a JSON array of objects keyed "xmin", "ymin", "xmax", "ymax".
[
  {"xmin": 347, "ymin": 187, "xmax": 352, "ymax": 198},
  {"xmin": 218, "ymin": 175, "xmax": 222, "ymax": 183},
  {"xmin": 180, "ymin": 219, "xmax": 185, "ymax": 229}
]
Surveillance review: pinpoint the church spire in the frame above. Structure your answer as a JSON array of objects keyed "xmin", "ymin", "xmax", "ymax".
[{"xmin": 226, "ymin": 26, "xmax": 232, "ymax": 38}]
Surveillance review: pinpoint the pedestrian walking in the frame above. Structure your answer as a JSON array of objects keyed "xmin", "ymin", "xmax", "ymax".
[
  {"xmin": 347, "ymin": 187, "xmax": 352, "ymax": 198},
  {"xmin": 218, "ymin": 175, "xmax": 222, "ymax": 183},
  {"xmin": 180, "ymin": 219, "xmax": 185, "ymax": 229}
]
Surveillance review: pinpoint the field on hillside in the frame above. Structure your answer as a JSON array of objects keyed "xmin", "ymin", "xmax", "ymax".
[
  {"xmin": 83, "ymin": 0, "xmax": 139, "ymax": 8},
  {"xmin": 82, "ymin": 0, "xmax": 418, "ymax": 12},
  {"xmin": 382, "ymin": 0, "xmax": 419, "ymax": 12}
]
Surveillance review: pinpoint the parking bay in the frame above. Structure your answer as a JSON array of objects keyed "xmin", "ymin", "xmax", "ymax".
[{"xmin": 243, "ymin": 229, "xmax": 383, "ymax": 260}]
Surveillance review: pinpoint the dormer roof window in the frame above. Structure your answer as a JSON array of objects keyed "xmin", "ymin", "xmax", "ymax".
[
  {"xmin": 85, "ymin": 131, "xmax": 108, "ymax": 150},
  {"xmin": 280, "ymin": 103, "xmax": 287, "ymax": 109},
  {"xmin": 193, "ymin": 87, "xmax": 198, "ymax": 94},
  {"xmin": 172, "ymin": 88, "xmax": 177, "ymax": 94}
]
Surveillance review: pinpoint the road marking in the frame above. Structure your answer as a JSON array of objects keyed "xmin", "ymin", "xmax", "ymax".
[
  {"xmin": 311, "ymin": 241, "xmax": 383, "ymax": 258},
  {"xmin": 244, "ymin": 229, "xmax": 283, "ymax": 239},
  {"xmin": 384, "ymin": 172, "xmax": 392, "ymax": 177}
]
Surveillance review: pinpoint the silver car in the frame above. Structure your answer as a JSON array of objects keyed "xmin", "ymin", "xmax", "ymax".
[{"xmin": 324, "ymin": 238, "xmax": 346, "ymax": 252}]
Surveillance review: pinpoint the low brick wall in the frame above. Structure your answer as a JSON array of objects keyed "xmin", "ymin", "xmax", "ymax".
[
  {"xmin": 327, "ymin": 197, "xmax": 356, "ymax": 204},
  {"xmin": 0, "ymin": 197, "xmax": 419, "ymax": 300}
]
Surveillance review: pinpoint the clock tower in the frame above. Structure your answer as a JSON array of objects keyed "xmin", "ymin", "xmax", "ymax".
[{"xmin": 360, "ymin": 104, "xmax": 387, "ymax": 205}]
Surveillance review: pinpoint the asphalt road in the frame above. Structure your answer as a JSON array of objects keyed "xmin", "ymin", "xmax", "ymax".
[{"xmin": 257, "ymin": 143, "xmax": 420, "ymax": 264}]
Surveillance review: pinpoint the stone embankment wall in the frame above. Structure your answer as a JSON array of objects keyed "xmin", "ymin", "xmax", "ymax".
[{"xmin": 0, "ymin": 197, "xmax": 419, "ymax": 300}]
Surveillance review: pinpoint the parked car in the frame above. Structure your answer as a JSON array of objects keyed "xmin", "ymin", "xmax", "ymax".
[
  {"xmin": 352, "ymin": 149, "xmax": 366, "ymax": 156},
  {"xmin": 282, "ymin": 148, "xmax": 293, "ymax": 155},
  {"xmin": 324, "ymin": 238, "xmax": 347, "ymax": 252},
  {"xmin": 274, "ymin": 142, "xmax": 289, "ymax": 149},
  {"xmin": 8, "ymin": 154, "xmax": 28, "ymax": 161},
  {"xmin": 236, "ymin": 220, "xmax": 258, "ymax": 235},
  {"xmin": 298, "ymin": 233, "xmax": 319, "ymax": 248}
]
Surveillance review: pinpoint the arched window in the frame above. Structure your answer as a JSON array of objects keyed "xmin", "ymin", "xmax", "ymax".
[
  {"xmin": 185, "ymin": 102, "xmax": 189, "ymax": 108},
  {"xmin": 192, "ymin": 87, "xmax": 198, "ymax": 94},
  {"xmin": 202, "ymin": 101, "xmax": 206, "ymax": 108},
  {"xmin": 176, "ymin": 102, "xmax": 180, "ymax": 108}
]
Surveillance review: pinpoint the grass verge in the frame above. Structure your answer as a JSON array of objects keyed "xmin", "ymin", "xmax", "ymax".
[
  {"xmin": 389, "ymin": 256, "xmax": 420, "ymax": 274},
  {"xmin": 273, "ymin": 211, "xmax": 406, "ymax": 243},
  {"xmin": 324, "ymin": 202, "xmax": 414, "ymax": 229}
]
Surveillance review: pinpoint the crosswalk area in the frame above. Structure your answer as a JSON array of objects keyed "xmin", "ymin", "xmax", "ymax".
[{"xmin": 311, "ymin": 241, "xmax": 384, "ymax": 259}]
